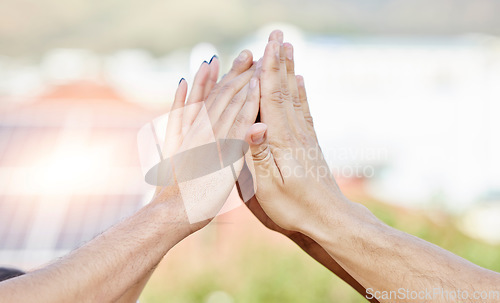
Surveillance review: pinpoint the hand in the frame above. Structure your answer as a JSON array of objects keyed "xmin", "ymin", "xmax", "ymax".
[
  {"xmin": 152, "ymin": 50, "xmax": 260, "ymax": 234},
  {"xmin": 244, "ymin": 31, "xmax": 348, "ymax": 234},
  {"xmin": 238, "ymin": 31, "xmax": 304, "ymax": 238}
]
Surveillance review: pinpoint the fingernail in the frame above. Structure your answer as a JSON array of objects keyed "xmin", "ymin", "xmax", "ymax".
[
  {"xmin": 237, "ymin": 51, "xmax": 248, "ymax": 61},
  {"xmin": 250, "ymin": 78, "xmax": 258, "ymax": 89},
  {"xmin": 285, "ymin": 44, "xmax": 293, "ymax": 60},
  {"xmin": 178, "ymin": 78, "xmax": 185, "ymax": 85},
  {"xmin": 256, "ymin": 58, "xmax": 263, "ymax": 69},
  {"xmin": 272, "ymin": 43, "xmax": 280, "ymax": 59},
  {"xmin": 251, "ymin": 129, "xmax": 266, "ymax": 145},
  {"xmin": 202, "ymin": 60, "xmax": 208, "ymax": 65},
  {"xmin": 277, "ymin": 31, "xmax": 284, "ymax": 44},
  {"xmin": 209, "ymin": 55, "xmax": 218, "ymax": 64},
  {"xmin": 296, "ymin": 75, "xmax": 304, "ymax": 86}
]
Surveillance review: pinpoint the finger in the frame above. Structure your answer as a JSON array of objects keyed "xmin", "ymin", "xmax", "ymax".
[
  {"xmin": 245, "ymin": 123, "xmax": 279, "ymax": 188},
  {"xmin": 205, "ymin": 50, "xmax": 253, "ymax": 109},
  {"xmin": 182, "ymin": 61, "xmax": 210, "ymax": 130},
  {"xmin": 267, "ymin": 32, "xmax": 300, "ymax": 128},
  {"xmin": 268, "ymin": 29, "xmax": 284, "ymax": 43},
  {"xmin": 225, "ymin": 50, "xmax": 253, "ymax": 81},
  {"xmin": 296, "ymin": 75, "xmax": 317, "ymax": 140},
  {"xmin": 171, "ymin": 78, "xmax": 187, "ymax": 112},
  {"xmin": 250, "ymin": 58, "xmax": 263, "ymax": 123},
  {"xmin": 186, "ymin": 61, "xmax": 210, "ymax": 104},
  {"xmin": 203, "ymin": 55, "xmax": 219, "ymax": 100},
  {"xmin": 208, "ymin": 66, "xmax": 255, "ymax": 125},
  {"xmin": 284, "ymin": 43, "xmax": 307, "ymax": 130},
  {"xmin": 254, "ymin": 57, "xmax": 263, "ymax": 78},
  {"xmin": 213, "ymin": 84, "xmax": 249, "ymax": 139},
  {"xmin": 163, "ymin": 78, "xmax": 187, "ymax": 157},
  {"xmin": 278, "ymin": 42, "xmax": 297, "ymax": 121},
  {"xmin": 260, "ymin": 41, "xmax": 292, "ymax": 140},
  {"xmin": 224, "ymin": 77, "xmax": 260, "ymax": 140}
]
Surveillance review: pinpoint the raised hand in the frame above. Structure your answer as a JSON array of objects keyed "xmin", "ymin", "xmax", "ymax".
[
  {"xmin": 152, "ymin": 50, "xmax": 260, "ymax": 232},
  {"xmin": 244, "ymin": 32, "xmax": 348, "ymax": 234},
  {"xmin": 237, "ymin": 30, "xmax": 378, "ymax": 302}
]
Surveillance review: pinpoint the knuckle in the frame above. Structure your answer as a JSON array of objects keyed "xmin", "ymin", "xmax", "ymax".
[
  {"xmin": 279, "ymin": 55, "xmax": 286, "ymax": 65},
  {"xmin": 280, "ymin": 87, "xmax": 291, "ymax": 98},
  {"xmin": 252, "ymin": 144, "xmax": 270, "ymax": 161},
  {"xmin": 304, "ymin": 113, "xmax": 314, "ymax": 125},
  {"xmin": 262, "ymin": 64, "xmax": 281, "ymax": 74},
  {"xmin": 270, "ymin": 90, "xmax": 286, "ymax": 105},
  {"xmin": 292, "ymin": 96, "xmax": 302, "ymax": 109}
]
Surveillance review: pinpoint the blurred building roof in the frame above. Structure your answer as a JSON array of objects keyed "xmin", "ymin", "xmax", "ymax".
[{"xmin": 0, "ymin": 80, "xmax": 160, "ymax": 267}]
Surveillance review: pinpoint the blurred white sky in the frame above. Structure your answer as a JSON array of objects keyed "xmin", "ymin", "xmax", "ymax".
[
  {"xmin": 292, "ymin": 31, "xmax": 500, "ymax": 212},
  {"xmin": 1, "ymin": 24, "xmax": 500, "ymax": 214}
]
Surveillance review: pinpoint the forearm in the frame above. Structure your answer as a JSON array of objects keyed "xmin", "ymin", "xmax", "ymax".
[
  {"xmin": 0, "ymin": 197, "xmax": 189, "ymax": 303},
  {"xmin": 115, "ymin": 268, "xmax": 155, "ymax": 303},
  {"xmin": 288, "ymin": 232, "xmax": 379, "ymax": 303},
  {"xmin": 303, "ymin": 196, "xmax": 500, "ymax": 303}
]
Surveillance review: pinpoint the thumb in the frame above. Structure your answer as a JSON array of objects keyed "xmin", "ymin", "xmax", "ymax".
[
  {"xmin": 245, "ymin": 123, "xmax": 270, "ymax": 161},
  {"xmin": 245, "ymin": 123, "xmax": 277, "ymax": 186}
]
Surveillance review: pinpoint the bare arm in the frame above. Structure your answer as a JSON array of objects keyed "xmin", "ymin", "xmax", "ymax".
[
  {"xmin": 287, "ymin": 226, "xmax": 377, "ymax": 301},
  {"xmin": 239, "ymin": 180, "xmax": 378, "ymax": 302},
  {"xmin": 246, "ymin": 30, "xmax": 500, "ymax": 303},
  {"xmin": 239, "ymin": 30, "xmax": 378, "ymax": 302},
  {"xmin": 113, "ymin": 49, "xmax": 226, "ymax": 303},
  {"xmin": 0, "ymin": 191, "xmax": 189, "ymax": 303},
  {"xmin": 303, "ymin": 197, "xmax": 500, "ymax": 302},
  {"xmin": 115, "ymin": 269, "xmax": 154, "ymax": 303},
  {"xmin": 0, "ymin": 49, "xmax": 260, "ymax": 303}
]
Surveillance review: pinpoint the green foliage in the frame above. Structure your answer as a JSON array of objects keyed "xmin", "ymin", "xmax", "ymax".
[{"xmin": 141, "ymin": 201, "xmax": 500, "ymax": 303}]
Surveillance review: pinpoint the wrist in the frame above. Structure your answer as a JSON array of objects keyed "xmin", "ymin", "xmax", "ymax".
[
  {"xmin": 294, "ymin": 188, "xmax": 349, "ymax": 236},
  {"xmin": 297, "ymin": 191, "xmax": 383, "ymax": 252},
  {"xmin": 148, "ymin": 187, "xmax": 193, "ymax": 245}
]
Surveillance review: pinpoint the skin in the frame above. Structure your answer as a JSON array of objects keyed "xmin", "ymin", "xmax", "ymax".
[
  {"xmin": 236, "ymin": 30, "xmax": 379, "ymax": 302},
  {"xmin": 2, "ymin": 29, "xmax": 497, "ymax": 303},
  {"xmin": 114, "ymin": 57, "xmax": 223, "ymax": 303},
  {"xmin": 0, "ymin": 50, "xmax": 260, "ymax": 303},
  {"xmin": 245, "ymin": 30, "xmax": 500, "ymax": 302}
]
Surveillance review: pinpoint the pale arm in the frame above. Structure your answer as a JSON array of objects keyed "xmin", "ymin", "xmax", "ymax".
[
  {"xmin": 239, "ymin": 177, "xmax": 379, "ymax": 302},
  {"xmin": 0, "ymin": 51, "xmax": 258, "ymax": 303},
  {"xmin": 246, "ymin": 30, "xmax": 500, "ymax": 303},
  {"xmin": 302, "ymin": 196, "xmax": 500, "ymax": 303},
  {"xmin": 0, "ymin": 192, "xmax": 189, "ymax": 303}
]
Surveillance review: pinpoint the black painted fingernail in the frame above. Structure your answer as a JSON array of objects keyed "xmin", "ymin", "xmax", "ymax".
[
  {"xmin": 178, "ymin": 78, "xmax": 185, "ymax": 85},
  {"xmin": 209, "ymin": 55, "xmax": 218, "ymax": 64},
  {"xmin": 202, "ymin": 60, "xmax": 208, "ymax": 65}
]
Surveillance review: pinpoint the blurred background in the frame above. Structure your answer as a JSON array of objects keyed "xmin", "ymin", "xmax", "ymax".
[{"xmin": 1, "ymin": 0, "xmax": 500, "ymax": 302}]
